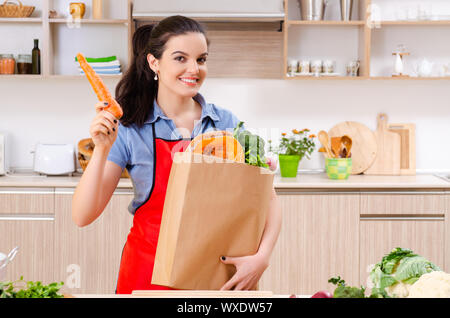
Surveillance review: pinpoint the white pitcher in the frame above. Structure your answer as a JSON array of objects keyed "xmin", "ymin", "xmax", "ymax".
[{"xmin": 414, "ymin": 58, "xmax": 434, "ymax": 77}]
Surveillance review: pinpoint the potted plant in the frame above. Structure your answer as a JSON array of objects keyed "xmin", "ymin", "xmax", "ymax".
[{"xmin": 268, "ymin": 129, "xmax": 316, "ymax": 177}]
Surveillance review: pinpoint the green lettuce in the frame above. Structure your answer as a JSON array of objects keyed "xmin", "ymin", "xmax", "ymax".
[
  {"xmin": 233, "ymin": 121, "xmax": 268, "ymax": 168},
  {"xmin": 369, "ymin": 247, "xmax": 441, "ymax": 297}
]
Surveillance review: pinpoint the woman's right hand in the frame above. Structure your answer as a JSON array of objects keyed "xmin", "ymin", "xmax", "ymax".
[{"xmin": 89, "ymin": 101, "xmax": 120, "ymax": 151}]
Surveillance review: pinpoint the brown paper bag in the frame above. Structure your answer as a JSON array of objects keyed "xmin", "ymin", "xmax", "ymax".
[{"xmin": 151, "ymin": 152, "xmax": 274, "ymax": 290}]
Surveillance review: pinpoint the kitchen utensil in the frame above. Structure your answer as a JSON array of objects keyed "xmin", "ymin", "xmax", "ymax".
[
  {"xmin": 388, "ymin": 122, "xmax": 416, "ymax": 175},
  {"xmin": 341, "ymin": 135, "xmax": 352, "ymax": 158},
  {"xmin": 330, "ymin": 136, "xmax": 341, "ymax": 158},
  {"xmin": 92, "ymin": 0, "xmax": 102, "ymax": 19},
  {"xmin": 328, "ymin": 121, "xmax": 377, "ymax": 174},
  {"xmin": 298, "ymin": 0, "xmax": 328, "ymax": 21},
  {"xmin": 32, "ymin": 143, "xmax": 75, "ymax": 175},
  {"xmin": 340, "ymin": 0, "xmax": 353, "ymax": 21},
  {"xmin": 318, "ymin": 130, "xmax": 333, "ymax": 158},
  {"xmin": 364, "ymin": 113, "xmax": 401, "ymax": 175}
]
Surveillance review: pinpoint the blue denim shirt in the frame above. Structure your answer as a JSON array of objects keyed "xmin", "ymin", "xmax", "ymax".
[{"xmin": 107, "ymin": 93, "xmax": 242, "ymax": 214}]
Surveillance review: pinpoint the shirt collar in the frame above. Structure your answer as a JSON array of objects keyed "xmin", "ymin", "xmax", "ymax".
[{"xmin": 145, "ymin": 93, "xmax": 219, "ymax": 124}]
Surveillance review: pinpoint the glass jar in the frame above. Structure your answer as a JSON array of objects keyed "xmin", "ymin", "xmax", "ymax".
[
  {"xmin": 17, "ymin": 54, "xmax": 33, "ymax": 74},
  {"xmin": 0, "ymin": 54, "xmax": 16, "ymax": 74}
]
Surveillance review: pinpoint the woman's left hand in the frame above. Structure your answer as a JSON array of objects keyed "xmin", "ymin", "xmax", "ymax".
[{"xmin": 219, "ymin": 254, "xmax": 269, "ymax": 291}]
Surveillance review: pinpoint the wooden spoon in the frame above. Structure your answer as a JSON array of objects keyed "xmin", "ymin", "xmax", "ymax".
[
  {"xmin": 331, "ymin": 137, "xmax": 342, "ymax": 158},
  {"xmin": 341, "ymin": 135, "xmax": 352, "ymax": 158},
  {"xmin": 318, "ymin": 130, "xmax": 334, "ymax": 158}
]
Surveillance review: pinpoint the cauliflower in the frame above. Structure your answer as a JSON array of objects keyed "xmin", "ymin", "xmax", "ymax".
[
  {"xmin": 386, "ymin": 282, "xmax": 411, "ymax": 298},
  {"xmin": 407, "ymin": 271, "xmax": 450, "ymax": 298},
  {"xmin": 369, "ymin": 248, "xmax": 441, "ymax": 298}
]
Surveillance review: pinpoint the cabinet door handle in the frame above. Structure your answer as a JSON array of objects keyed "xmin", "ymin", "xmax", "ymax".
[
  {"xmin": 0, "ymin": 214, "xmax": 55, "ymax": 221},
  {"xmin": 360, "ymin": 216, "xmax": 444, "ymax": 221},
  {"xmin": 0, "ymin": 187, "xmax": 54, "ymax": 194},
  {"xmin": 360, "ymin": 191, "xmax": 446, "ymax": 195}
]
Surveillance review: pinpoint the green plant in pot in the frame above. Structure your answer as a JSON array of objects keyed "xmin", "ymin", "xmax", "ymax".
[{"xmin": 269, "ymin": 129, "xmax": 316, "ymax": 178}]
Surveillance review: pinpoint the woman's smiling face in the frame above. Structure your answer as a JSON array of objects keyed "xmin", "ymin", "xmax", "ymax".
[{"xmin": 148, "ymin": 32, "xmax": 208, "ymax": 98}]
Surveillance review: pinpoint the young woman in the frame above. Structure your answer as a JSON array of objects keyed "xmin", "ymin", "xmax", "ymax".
[{"xmin": 72, "ymin": 15, "xmax": 281, "ymax": 294}]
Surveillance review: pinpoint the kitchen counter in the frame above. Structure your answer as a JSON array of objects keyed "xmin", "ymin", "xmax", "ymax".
[{"xmin": 0, "ymin": 172, "xmax": 449, "ymax": 189}]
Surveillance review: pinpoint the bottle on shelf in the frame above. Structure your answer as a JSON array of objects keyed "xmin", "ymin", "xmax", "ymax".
[{"xmin": 32, "ymin": 39, "xmax": 41, "ymax": 75}]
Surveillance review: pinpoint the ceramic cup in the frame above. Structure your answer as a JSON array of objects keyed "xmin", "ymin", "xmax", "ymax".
[
  {"xmin": 346, "ymin": 60, "xmax": 360, "ymax": 76},
  {"xmin": 311, "ymin": 60, "xmax": 323, "ymax": 74},
  {"xmin": 323, "ymin": 60, "xmax": 335, "ymax": 73},
  {"xmin": 299, "ymin": 60, "xmax": 310, "ymax": 74},
  {"xmin": 287, "ymin": 59, "xmax": 298, "ymax": 76}
]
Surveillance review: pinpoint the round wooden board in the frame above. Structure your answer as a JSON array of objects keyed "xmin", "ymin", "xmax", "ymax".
[{"xmin": 328, "ymin": 121, "xmax": 378, "ymax": 174}]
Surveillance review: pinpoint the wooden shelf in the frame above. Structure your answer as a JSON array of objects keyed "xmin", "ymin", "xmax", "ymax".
[
  {"xmin": 47, "ymin": 74, "xmax": 122, "ymax": 79},
  {"xmin": 285, "ymin": 74, "xmax": 450, "ymax": 80},
  {"xmin": 0, "ymin": 74, "xmax": 122, "ymax": 79},
  {"xmin": 133, "ymin": 13, "xmax": 284, "ymax": 23},
  {"xmin": 287, "ymin": 20, "xmax": 365, "ymax": 26},
  {"xmin": 0, "ymin": 75, "xmax": 43, "ymax": 78},
  {"xmin": 376, "ymin": 20, "xmax": 450, "ymax": 26},
  {"xmin": 370, "ymin": 76, "xmax": 450, "ymax": 80},
  {"xmin": 0, "ymin": 17, "xmax": 42, "ymax": 23},
  {"xmin": 49, "ymin": 18, "xmax": 128, "ymax": 24},
  {"xmin": 286, "ymin": 75, "xmax": 364, "ymax": 80}
]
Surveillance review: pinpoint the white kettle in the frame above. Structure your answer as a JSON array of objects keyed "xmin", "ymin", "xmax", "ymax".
[{"xmin": 414, "ymin": 59, "xmax": 434, "ymax": 77}]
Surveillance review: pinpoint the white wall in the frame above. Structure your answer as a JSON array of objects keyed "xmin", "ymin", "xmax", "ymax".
[{"xmin": 1, "ymin": 77, "xmax": 449, "ymax": 172}]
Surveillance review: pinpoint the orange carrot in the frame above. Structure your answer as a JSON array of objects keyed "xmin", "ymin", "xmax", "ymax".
[{"xmin": 76, "ymin": 52, "xmax": 123, "ymax": 119}]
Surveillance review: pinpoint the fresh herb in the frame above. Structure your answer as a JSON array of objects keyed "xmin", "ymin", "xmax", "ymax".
[
  {"xmin": 328, "ymin": 276, "xmax": 366, "ymax": 298},
  {"xmin": 233, "ymin": 121, "xmax": 268, "ymax": 168},
  {"xmin": 0, "ymin": 276, "xmax": 64, "ymax": 298}
]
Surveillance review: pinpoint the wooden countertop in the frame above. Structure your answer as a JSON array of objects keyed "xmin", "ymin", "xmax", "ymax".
[{"xmin": 0, "ymin": 172, "xmax": 449, "ymax": 189}]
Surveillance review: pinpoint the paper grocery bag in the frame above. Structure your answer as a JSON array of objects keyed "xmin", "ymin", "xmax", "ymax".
[{"xmin": 151, "ymin": 152, "xmax": 274, "ymax": 290}]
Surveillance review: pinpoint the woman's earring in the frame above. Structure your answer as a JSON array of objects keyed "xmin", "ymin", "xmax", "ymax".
[{"xmin": 154, "ymin": 73, "xmax": 158, "ymax": 81}]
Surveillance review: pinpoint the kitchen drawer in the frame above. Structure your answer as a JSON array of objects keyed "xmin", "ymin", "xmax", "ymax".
[
  {"xmin": 360, "ymin": 218, "xmax": 445, "ymax": 284},
  {"xmin": 260, "ymin": 193, "xmax": 360, "ymax": 295},
  {"xmin": 54, "ymin": 192, "xmax": 134, "ymax": 294},
  {"xmin": 361, "ymin": 192, "xmax": 446, "ymax": 216},
  {"xmin": 0, "ymin": 217, "xmax": 55, "ymax": 284},
  {"xmin": 0, "ymin": 187, "xmax": 54, "ymax": 215}
]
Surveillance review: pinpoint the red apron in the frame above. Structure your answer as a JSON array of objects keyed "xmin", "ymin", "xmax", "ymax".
[{"xmin": 116, "ymin": 123, "xmax": 191, "ymax": 294}]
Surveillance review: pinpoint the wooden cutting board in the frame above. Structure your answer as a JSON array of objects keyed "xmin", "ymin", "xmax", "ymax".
[
  {"xmin": 364, "ymin": 113, "xmax": 401, "ymax": 175},
  {"xmin": 387, "ymin": 122, "xmax": 416, "ymax": 175},
  {"xmin": 131, "ymin": 290, "xmax": 274, "ymax": 298},
  {"xmin": 328, "ymin": 121, "xmax": 377, "ymax": 174}
]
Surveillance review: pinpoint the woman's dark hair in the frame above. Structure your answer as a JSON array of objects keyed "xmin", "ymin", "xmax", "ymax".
[{"xmin": 115, "ymin": 15, "xmax": 209, "ymax": 127}]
